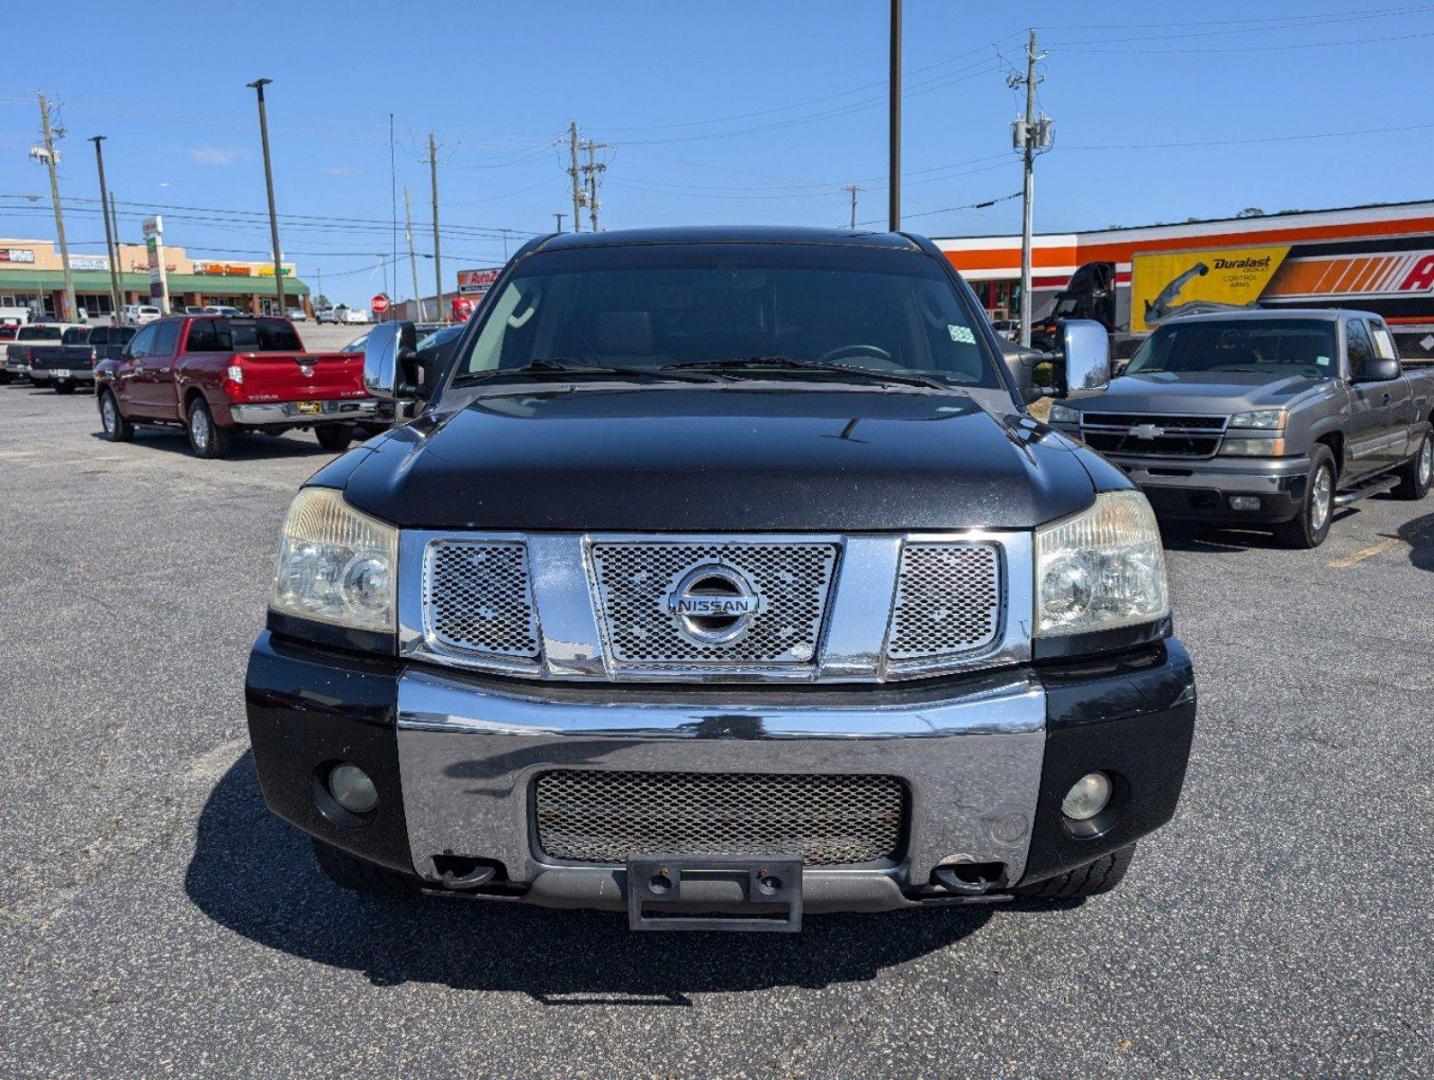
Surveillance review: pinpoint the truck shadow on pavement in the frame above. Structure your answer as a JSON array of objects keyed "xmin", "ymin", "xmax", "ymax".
[
  {"xmin": 88, "ymin": 428, "xmax": 341, "ymax": 461},
  {"xmin": 186, "ymin": 754, "xmax": 1001, "ymax": 1001},
  {"xmin": 1396, "ymin": 510, "xmax": 1434, "ymax": 571}
]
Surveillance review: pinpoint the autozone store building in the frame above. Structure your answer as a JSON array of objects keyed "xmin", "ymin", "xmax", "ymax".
[
  {"xmin": 934, "ymin": 200, "xmax": 1434, "ymax": 354},
  {"xmin": 0, "ymin": 238, "xmax": 311, "ymax": 318}
]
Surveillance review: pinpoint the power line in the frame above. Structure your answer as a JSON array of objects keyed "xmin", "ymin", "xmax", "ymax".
[
  {"xmin": 1040, "ymin": 4, "xmax": 1434, "ymax": 31},
  {"xmin": 1050, "ymin": 28, "xmax": 1434, "ymax": 54}
]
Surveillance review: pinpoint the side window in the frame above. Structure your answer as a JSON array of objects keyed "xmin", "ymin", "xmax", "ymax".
[
  {"xmin": 185, "ymin": 319, "xmax": 218, "ymax": 352},
  {"xmin": 1368, "ymin": 321, "xmax": 1399, "ymax": 362},
  {"xmin": 1344, "ymin": 319, "xmax": 1375, "ymax": 378},
  {"xmin": 152, "ymin": 321, "xmax": 181, "ymax": 357},
  {"xmin": 127, "ymin": 324, "xmax": 158, "ymax": 359}
]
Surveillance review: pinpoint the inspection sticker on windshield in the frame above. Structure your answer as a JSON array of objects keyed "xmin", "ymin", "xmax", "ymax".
[{"xmin": 948, "ymin": 324, "xmax": 976, "ymax": 344}]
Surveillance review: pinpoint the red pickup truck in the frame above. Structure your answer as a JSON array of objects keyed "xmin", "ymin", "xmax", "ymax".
[{"xmin": 95, "ymin": 315, "xmax": 377, "ymax": 458}]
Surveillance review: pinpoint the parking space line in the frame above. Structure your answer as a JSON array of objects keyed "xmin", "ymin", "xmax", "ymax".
[{"xmin": 1328, "ymin": 537, "xmax": 1402, "ymax": 569}]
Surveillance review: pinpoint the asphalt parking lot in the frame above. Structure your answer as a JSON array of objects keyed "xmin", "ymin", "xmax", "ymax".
[{"xmin": 0, "ymin": 377, "xmax": 1429, "ymax": 1079}]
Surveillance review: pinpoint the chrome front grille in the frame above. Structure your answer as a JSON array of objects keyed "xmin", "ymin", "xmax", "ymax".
[
  {"xmin": 588, "ymin": 540, "xmax": 839, "ymax": 669},
  {"xmin": 533, "ymin": 770, "xmax": 907, "ymax": 866},
  {"xmin": 1080, "ymin": 412, "xmax": 1229, "ymax": 459},
  {"xmin": 401, "ymin": 530, "xmax": 1028, "ymax": 682},
  {"xmin": 422, "ymin": 540, "xmax": 540, "ymax": 659},
  {"xmin": 886, "ymin": 542, "xmax": 1001, "ymax": 662}
]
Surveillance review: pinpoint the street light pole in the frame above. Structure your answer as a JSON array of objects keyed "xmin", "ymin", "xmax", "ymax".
[
  {"xmin": 246, "ymin": 78, "xmax": 285, "ymax": 316},
  {"xmin": 88, "ymin": 135, "xmax": 123, "ymax": 323}
]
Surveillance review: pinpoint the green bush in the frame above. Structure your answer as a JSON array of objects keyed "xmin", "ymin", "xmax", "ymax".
[{"xmin": 1033, "ymin": 361, "xmax": 1053, "ymax": 387}]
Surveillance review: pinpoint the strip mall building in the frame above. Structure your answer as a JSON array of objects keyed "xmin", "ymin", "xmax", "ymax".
[
  {"xmin": 0, "ymin": 238, "xmax": 311, "ymax": 319},
  {"xmin": 934, "ymin": 200, "xmax": 1434, "ymax": 347}
]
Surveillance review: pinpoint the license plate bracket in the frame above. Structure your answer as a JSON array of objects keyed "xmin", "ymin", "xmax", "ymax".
[{"xmin": 626, "ymin": 854, "xmax": 803, "ymax": 933}]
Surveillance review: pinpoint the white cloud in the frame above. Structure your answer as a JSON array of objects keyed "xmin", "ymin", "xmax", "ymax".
[{"xmin": 187, "ymin": 145, "xmax": 249, "ymax": 166}]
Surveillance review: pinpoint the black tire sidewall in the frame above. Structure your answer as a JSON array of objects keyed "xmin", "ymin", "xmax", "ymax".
[{"xmin": 1282, "ymin": 446, "xmax": 1336, "ymax": 548}]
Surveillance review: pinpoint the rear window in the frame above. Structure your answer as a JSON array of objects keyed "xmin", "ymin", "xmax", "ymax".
[
  {"xmin": 19, "ymin": 325, "xmax": 62, "ymax": 341},
  {"xmin": 190, "ymin": 317, "xmax": 302, "ymax": 352},
  {"xmin": 61, "ymin": 327, "xmax": 90, "ymax": 345}
]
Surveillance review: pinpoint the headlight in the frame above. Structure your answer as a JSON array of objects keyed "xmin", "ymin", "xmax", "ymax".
[
  {"xmin": 1047, "ymin": 403, "xmax": 1080, "ymax": 424},
  {"xmin": 1228, "ymin": 409, "xmax": 1285, "ymax": 430},
  {"xmin": 1219, "ymin": 436, "xmax": 1287, "ymax": 457},
  {"xmin": 270, "ymin": 487, "xmax": 398, "ymax": 633},
  {"xmin": 1035, "ymin": 491, "xmax": 1169, "ymax": 637}
]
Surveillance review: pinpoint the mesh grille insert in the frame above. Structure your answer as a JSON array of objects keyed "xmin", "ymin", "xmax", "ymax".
[
  {"xmin": 886, "ymin": 542, "xmax": 1001, "ymax": 661},
  {"xmin": 589, "ymin": 541, "xmax": 838, "ymax": 668},
  {"xmin": 533, "ymin": 770, "xmax": 906, "ymax": 866},
  {"xmin": 423, "ymin": 540, "xmax": 539, "ymax": 658}
]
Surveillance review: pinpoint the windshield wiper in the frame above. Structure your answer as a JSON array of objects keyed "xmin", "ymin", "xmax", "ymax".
[
  {"xmin": 453, "ymin": 357, "xmax": 721, "ymax": 385},
  {"xmin": 664, "ymin": 355, "xmax": 955, "ymax": 390}
]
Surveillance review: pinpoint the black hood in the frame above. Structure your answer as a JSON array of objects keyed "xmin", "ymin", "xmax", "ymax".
[{"xmin": 341, "ymin": 387, "xmax": 1098, "ymax": 532}]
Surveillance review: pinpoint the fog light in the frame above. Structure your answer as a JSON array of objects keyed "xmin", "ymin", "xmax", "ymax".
[
  {"xmin": 1228, "ymin": 495, "xmax": 1261, "ymax": 511},
  {"xmin": 328, "ymin": 763, "xmax": 379, "ymax": 813},
  {"xmin": 1061, "ymin": 772, "xmax": 1112, "ymax": 822}
]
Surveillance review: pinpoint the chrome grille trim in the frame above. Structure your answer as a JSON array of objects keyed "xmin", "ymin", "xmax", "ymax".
[
  {"xmin": 397, "ymin": 530, "xmax": 1032, "ymax": 683},
  {"xmin": 886, "ymin": 542, "xmax": 1001, "ymax": 664},
  {"xmin": 532, "ymin": 769, "xmax": 907, "ymax": 866},
  {"xmin": 1079, "ymin": 412, "xmax": 1230, "ymax": 459}
]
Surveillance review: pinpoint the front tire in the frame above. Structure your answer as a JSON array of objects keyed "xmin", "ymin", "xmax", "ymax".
[
  {"xmin": 311, "ymin": 838, "xmax": 421, "ymax": 898},
  {"xmin": 1391, "ymin": 429, "xmax": 1432, "ymax": 500},
  {"xmin": 99, "ymin": 389, "xmax": 133, "ymax": 442},
  {"xmin": 186, "ymin": 397, "xmax": 232, "ymax": 459},
  {"xmin": 315, "ymin": 423, "xmax": 355, "ymax": 453},
  {"xmin": 1274, "ymin": 445, "xmax": 1336, "ymax": 549},
  {"xmin": 1014, "ymin": 844, "xmax": 1137, "ymax": 900}
]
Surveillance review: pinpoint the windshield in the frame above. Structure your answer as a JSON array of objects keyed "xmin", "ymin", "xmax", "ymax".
[
  {"xmin": 1125, "ymin": 318, "xmax": 1338, "ymax": 378},
  {"xmin": 61, "ymin": 328, "xmax": 89, "ymax": 345},
  {"xmin": 454, "ymin": 246, "xmax": 1002, "ymax": 389},
  {"xmin": 19, "ymin": 326, "xmax": 61, "ymax": 341}
]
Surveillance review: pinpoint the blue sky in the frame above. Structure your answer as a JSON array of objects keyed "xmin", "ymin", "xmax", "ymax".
[{"xmin": 3, "ymin": 1, "xmax": 1432, "ymax": 306}]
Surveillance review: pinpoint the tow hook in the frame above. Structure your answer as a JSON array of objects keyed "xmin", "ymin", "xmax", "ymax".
[
  {"xmin": 932, "ymin": 861, "xmax": 1008, "ymax": 896},
  {"xmin": 433, "ymin": 855, "xmax": 499, "ymax": 891}
]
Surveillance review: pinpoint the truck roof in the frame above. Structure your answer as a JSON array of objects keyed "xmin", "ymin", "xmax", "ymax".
[
  {"xmin": 1166, "ymin": 307, "xmax": 1377, "ymax": 325},
  {"xmin": 535, "ymin": 225, "xmax": 924, "ymax": 252}
]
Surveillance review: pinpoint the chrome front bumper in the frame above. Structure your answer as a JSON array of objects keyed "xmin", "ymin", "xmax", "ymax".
[
  {"xmin": 395, "ymin": 664, "xmax": 1047, "ymax": 903},
  {"xmin": 230, "ymin": 398, "xmax": 378, "ymax": 424}
]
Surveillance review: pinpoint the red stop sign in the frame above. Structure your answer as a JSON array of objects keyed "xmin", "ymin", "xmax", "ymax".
[{"xmin": 371, "ymin": 293, "xmax": 390, "ymax": 315}]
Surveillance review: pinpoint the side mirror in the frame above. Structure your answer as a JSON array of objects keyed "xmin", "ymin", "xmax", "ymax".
[
  {"xmin": 1354, "ymin": 356, "xmax": 1400, "ymax": 383},
  {"xmin": 363, "ymin": 321, "xmax": 418, "ymax": 399},
  {"xmin": 1056, "ymin": 318, "xmax": 1111, "ymax": 399}
]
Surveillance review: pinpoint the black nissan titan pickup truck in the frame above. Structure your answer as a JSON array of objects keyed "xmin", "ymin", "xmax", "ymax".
[{"xmin": 246, "ymin": 227, "xmax": 1196, "ymax": 932}]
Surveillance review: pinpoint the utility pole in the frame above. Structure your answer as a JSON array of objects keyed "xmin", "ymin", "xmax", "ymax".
[
  {"xmin": 554, "ymin": 212, "xmax": 565, "ymax": 233},
  {"xmin": 88, "ymin": 135, "xmax": 123, "ymax": 322},
  {"xmin": 1011, "ymin": 27, "xmax": 1048, "ymax": 348},
  {"xmin": 888, "ymin": 0, "xmax": 901, "ymax": 232},
  {"xmin": 108, "ymin": 191, "xmax": 122, "ymax": 305},
  {"xmin": 567, "ymin": 121, "xmax": 583, "ymax": 232},
  {"xmin": 428, "ymin": 132, "xmax": 444, "ymax": 323},
  {"xmin": 403, "ymin": 185, "xmax": 422, "ymax": 320},
  {"xmin": 246, "ymin": 78, "xmax": 286, "ymax": 316},
  {"xmin": 580, "ymin": 139, "xmax": 607, "ymax": 232},
  {"xmin": 843, "ymin": 184, "xmax": 863, "ymax": 230},
  {"xmin": 34, "ymin": 94, "xmax": 76, "ymax": 322}
]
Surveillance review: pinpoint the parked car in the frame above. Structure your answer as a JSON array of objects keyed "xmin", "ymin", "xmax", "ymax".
[
  {"xmin": 315, "ymin": 305, "xmax": 344, "ymax": 324},
  {"xmin": 286, "ymin": 306, "xmax": 309, "ymax": 322},
  {"xmin": 183, "ymin": 305, "xmax": 208, "ymax": 316},
  {"xmin": 989, "ymin": 317, "xmax": 1020, "ymax": 342},
  {"xmin": 94, "ymin": 314, "xmax": 376, "ymax": 457},
  {"xmin": 202, "ymin": 305, "xmax": 243, "ymax": 317},
  {"xmin": 120, "ymin": 304, "xmax": 162, "ymax": 325},
  {"xmin": 1046, "ymin": 309, "xmax": 1433, "ymax": 547},
  {"xmin": 246, "ymin": 225, "xmax": 1196, "ymax": 929},
  {"xmin": 2, "ymin": 323, "xmax": 78, "ymax": 383},
  {"xmin": 29, "ymin": 325, "xmax": 136, "ymax": 393}
]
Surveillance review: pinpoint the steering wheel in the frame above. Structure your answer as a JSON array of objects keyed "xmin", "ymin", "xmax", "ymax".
[{"xmin": 817, "ymin": 344, "xmax": 894, "ymax": 365}]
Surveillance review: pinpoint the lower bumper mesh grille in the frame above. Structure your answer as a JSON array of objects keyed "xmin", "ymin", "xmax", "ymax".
[{"xmin": 533, "ymin": 770, "xmax": 907, "ymax": 866}]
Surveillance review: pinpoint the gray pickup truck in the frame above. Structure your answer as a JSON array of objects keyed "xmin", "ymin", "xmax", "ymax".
[{"xmin": 1047, "ymin": 309, "xmax": 1434, "ymax": 547}]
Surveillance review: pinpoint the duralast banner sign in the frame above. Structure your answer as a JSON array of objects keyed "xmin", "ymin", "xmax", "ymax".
[
  {"xmin": 1131, "ymin": 245, "xmax": 1290, "ymax": 331},
  {"xmin": 194, "ymin": 261, "xmax": 292, "ymax": 277}
]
